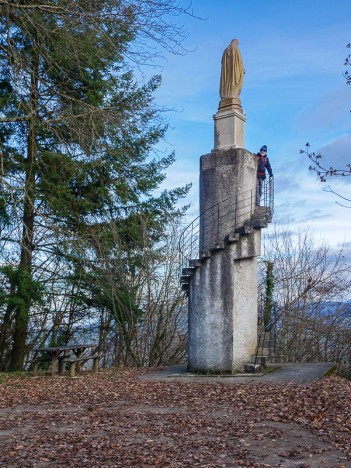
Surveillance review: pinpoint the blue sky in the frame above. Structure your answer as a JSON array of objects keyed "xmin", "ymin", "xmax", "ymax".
[{"xmin": 151, "ymin": 0, "xmax": 351, "ymax": 259}]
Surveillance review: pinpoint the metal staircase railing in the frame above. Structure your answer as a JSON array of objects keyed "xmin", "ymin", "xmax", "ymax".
[
  {"xmin": 252, "ymin": 298, "xmax": 279, "ymax": 371},
  {"xmin": 179, "ymin": 178, "xmax": 274, "ymax": 274}
]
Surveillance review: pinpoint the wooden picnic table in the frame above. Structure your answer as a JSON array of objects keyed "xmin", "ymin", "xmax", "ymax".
[{"xmin": 33, "ymin": 344, "xmax": 98, "ymax": 376}]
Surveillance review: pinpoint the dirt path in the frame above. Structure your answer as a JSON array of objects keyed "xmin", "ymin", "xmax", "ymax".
[{"xmin": 0, "ymin": 368, "xmax": 349, "ymax": 467}]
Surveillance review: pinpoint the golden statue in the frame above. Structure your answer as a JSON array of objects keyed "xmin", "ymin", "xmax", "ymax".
[{"xmin": 220, "ymin": 39, "xmax": 244, "ymax": 100}]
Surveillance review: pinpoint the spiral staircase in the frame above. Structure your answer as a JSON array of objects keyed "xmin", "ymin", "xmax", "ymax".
[{"xmin": 179, "ymin": 178, "xmax": 274, "ymax": 294}]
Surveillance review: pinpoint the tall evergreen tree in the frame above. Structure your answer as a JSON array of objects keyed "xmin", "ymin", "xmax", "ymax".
[{"xmin": 0, "ymin": 1, "xmax": 190, "ymax": 370}]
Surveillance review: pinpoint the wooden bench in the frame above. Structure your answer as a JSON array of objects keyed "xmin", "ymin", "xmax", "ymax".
[
  {"xmin": 69, "ymin": 354, "xmax": 104, "ymax": 377},
  {"xmin": 26, "ymin": 355, "xmax": 72, "ymax": 376},
  {"xmin": 31, "ymin": 344, "xmax": 101, "ymax": 377},
  {"xmin": 26, "ymin": 357, "xmax": 51, "ymax": 377}
]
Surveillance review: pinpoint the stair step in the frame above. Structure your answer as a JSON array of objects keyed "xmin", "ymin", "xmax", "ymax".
[
  {"xmin": 180, "ymin": 275, "xmax": 191, "ymax": 283},
  {"xmin": 251, "ymin": 207, "xmax": 270, "ymax": 229},
  {"xmin": 258, "ymin": 342, "xmax": 271, "ymax": 350},
  {"xmin": 254, "ymin": 206, "xmax": 272, "ymax": 222},
  {"xmin": 252, "ymin": 219, "xmax": 268, "ymax": 229},
  {"xmin": 189, "ymin": 259, "xmax": 202, "ymax": 268},
  {"xmin": 251, "ymin": 355, "xmax": 267, "ymax": 366},
  {"xmin": 257, "ymin": 329, "xmax": 272, "ymax": 339},
  {"xmin": 182, "ymin": 267, "xmax": 195, "ymax": 276},
  {"xmin": 225, "ymin": 233, "xmax": 240, "ymax": 243},
  {"xmin": 235, "ymin": 225, "xmax": 251, "ymax": 235},
  {"xmin": 209, "ymin": 241, "xmax": 225, "ymax": 251},
  {"xmin": 244, "ymin": 363, "xmax": 262, "ymax": 373},
  {"xmin": 258, "ymin": 337, "xmax": 272, "ymax": 347},
  {"xmin": 200, "ymin": 251, "xmax": 212, "ymax": 259}
]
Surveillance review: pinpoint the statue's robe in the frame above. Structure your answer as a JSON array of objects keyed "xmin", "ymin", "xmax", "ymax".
[{"xmin": 220, "ymin": 44, "xmax": 244, "ymax": 99}]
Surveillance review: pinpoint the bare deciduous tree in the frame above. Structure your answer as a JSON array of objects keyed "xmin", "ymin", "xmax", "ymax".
[
  {"xmin": 68, "ymin": 215, "xmax": 188, "ymax": 367},
  {"xmin": 261, "ymin": 225, "xmax": 351, "ymax": 375},
  {"xmin": 300, "ymin": 43, "xmax": 351, "ymax": 207}
]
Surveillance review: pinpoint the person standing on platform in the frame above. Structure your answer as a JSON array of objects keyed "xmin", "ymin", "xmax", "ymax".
[{"xmin": 256, "ymin": 145, "xmax": 273, "ymax": 206}]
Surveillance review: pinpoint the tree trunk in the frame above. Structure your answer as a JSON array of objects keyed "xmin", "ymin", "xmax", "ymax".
[
  {"xmin": 9, "ymin": 52, "xmax": 39, "ymax": 371},
  {"xmin": 0, "ymin": 279, "xmax": 16, "ymax": 371}
]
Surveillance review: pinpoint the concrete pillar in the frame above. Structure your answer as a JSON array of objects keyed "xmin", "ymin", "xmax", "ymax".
[
  {"xmin": 213, "ymin": 99, "xmax": 246, "ymax": 151},
  {"xmin": 199, "ymin": 148, "xmax": 256, "ymax": 253},
  {"xmin": 188, "ymin": 148, "xmax": 260, "ymax": 373}
]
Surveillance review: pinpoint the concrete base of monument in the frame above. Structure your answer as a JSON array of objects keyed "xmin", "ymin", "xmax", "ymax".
[
  {"xmin": 140, "ymin": 363, "xmax": 337, "ymax": 383},
  {"xmin": 213, "ymin": 107, "xmax": 246, "ymax": 150},
  {"xmin": 185, "ymin": 366, "xmax": 267, "ymax": 376},
  {"xmin": 187, "ymin": 238, "xmax": 260, "ymax": 374}
]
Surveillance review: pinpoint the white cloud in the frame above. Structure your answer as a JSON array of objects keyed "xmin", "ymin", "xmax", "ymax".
[
  {"xmin": 298, "ymin": 88, "xmax": 351, "ymax": 132},
  {"xmin": 318, "ymin": 134, "xmax": 351, "ymax": 169}
]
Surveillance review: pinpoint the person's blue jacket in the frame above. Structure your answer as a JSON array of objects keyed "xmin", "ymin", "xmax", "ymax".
[{"xmin": 257, "ymin": 153, "xmax": 273, "ymax": 180}]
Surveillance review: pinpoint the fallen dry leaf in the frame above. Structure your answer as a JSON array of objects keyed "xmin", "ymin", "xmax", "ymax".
[{"xmin": 0, "ymin": 369, "xmax": 350, "ymax": 467}]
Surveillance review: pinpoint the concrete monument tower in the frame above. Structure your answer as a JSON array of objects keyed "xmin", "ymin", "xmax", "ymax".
[{"xmin": 182, "ymin": 39, "xmax": 272, "ymax": 373}]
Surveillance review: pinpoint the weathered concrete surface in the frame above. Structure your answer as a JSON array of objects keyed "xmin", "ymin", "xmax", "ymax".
[
  {"xmin": 188, "ymin": 147, "xmax": 260, "ymax": 373},
  {"xmin": 199, "ymin": 148, "xmax": 256, "ymax": 253},
  {"xmin": 143, "ymin": 362, "xmax": 337, "ymax": 384},
  {"xmin": 213, "ymin": 108, "xmax": 246, "ymax": 150},
  {"xmin": 230, "ymin": 229, "xmax": 261, "ymax": 259},
  {"xmin": 188, "ymin": 243, "xmax": 234, "ymax": 372},
  {"xmin": 188, "ymin": 233, "xmax": 260, "ymax": 373},
  {"xmin": 232, "ymin": 256, "xmax": 258, "ymax": 370}
]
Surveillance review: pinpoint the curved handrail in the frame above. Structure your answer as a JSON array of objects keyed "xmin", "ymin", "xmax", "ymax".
[{"xmin": 179, "ymin": 178, "xmax": 274, "ymax": 274}]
